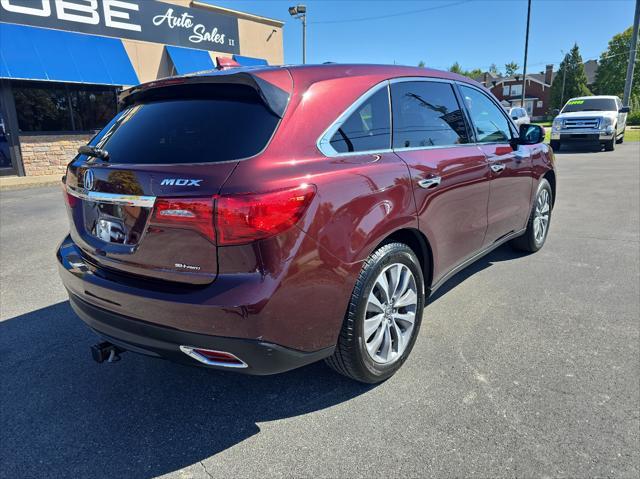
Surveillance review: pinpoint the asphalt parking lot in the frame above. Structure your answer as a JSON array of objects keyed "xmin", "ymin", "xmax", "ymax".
[{"xmin": 1, "ymin": 143, "xmax": 638, "ymax": 478}]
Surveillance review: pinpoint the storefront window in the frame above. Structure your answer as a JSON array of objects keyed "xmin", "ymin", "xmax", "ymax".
[{"xmin": 12, "ymin": 81, "xmax": 117, "ymax": 133}]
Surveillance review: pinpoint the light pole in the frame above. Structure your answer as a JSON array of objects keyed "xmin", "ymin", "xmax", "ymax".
[
  {"xmin": 521, "ymin": 0, "xmax": 532, "ymax": 113},
  {"xmin": 288, "ymin": 5, "xmax": 307, "ymax": 64}
]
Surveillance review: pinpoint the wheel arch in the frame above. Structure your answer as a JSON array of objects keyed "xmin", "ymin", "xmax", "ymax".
[
  {"xmin": 378, "ymin": 228, "xmax": 434, "ymax": 293},
  {"xmin": 543, "ymin": 169, "xmax": 556, "ymax": 207}
]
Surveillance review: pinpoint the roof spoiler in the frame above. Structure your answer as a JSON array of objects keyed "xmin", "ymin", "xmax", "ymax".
[{"xmin": 118, "ymin": 71, "xmax": 291, "ymax": 118}]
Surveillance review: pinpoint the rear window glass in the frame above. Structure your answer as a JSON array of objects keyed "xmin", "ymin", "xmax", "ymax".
[{"xmin": 92, "ymin": 85, "xmax": 279, "ymax": 164}]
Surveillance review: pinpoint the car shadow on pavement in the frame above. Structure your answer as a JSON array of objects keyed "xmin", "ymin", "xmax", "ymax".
[
  {"xmin": 555, "ymin": 144, "xmax": 605, "ymax": 154},
  {"xmin": 428, "ymin": 244, "xmax": 529, "ymax": 304},
  {"xmin": 0, "ymin": 302, "xmax": 375, "ymax": 478}
]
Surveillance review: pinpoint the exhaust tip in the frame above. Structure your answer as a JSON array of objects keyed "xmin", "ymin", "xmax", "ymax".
[
  {"xmin": 91, "ymin": 341, "xmax": 124, "ymax": 363},
  {"xmin": 179, "ymin": 346, "xmax": 248, "ymax": 369}
]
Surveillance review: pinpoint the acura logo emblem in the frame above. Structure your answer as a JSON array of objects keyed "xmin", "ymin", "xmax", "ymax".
[{"xmin": 84, "ymin": 169, "xmax": 94, "ymax": 191}]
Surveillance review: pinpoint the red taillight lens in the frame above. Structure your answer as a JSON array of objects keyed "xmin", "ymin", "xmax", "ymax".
[
  {"xmin": 215, "ymin": 185, "xmax": 315, "ymax": 245},
  {"xmin": 62, "ymin": 183, "xmax": 78, "ymax": 207},
  {"xmin": 152, "ymin": 197, "xmax": 215, "ymax": 241}
]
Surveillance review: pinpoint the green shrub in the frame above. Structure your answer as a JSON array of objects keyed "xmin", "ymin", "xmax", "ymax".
[{"xmin": 627, "ymin": 110, "xmax": 640, "ymax": 126}]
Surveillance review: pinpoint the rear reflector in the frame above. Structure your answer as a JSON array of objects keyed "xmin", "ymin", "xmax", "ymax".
[
  {"xmin": 179, "ymin": 346, "xmax": 247, "ymax": 368},
  {"xmin": 152, "ymin": 198, "xmax": 215, "ymax": 242},
  {"xmin": 215, "ymin": 185, "xmax": 315, "ymax": 245}
]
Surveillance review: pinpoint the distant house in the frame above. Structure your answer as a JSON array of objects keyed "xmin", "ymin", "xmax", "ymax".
[
  {"xmin": 488, "ymin": 64, "xmax": 555, "ymax": 120},
  {"xmin": 472, "ymin": 60, "xmax": 598, "ymax": 120}
]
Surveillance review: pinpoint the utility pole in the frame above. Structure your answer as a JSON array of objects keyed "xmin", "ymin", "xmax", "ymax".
[
  {"xmin": 560, "ymin": 49, "xmax": 566, "ymax": 107},
  {"xmin": 521, "ymin": 0, "xmax": 532, "ymax": 111},
  {"xmin": 623, "ymin": 0, "xmax": 639, "ymax": 107}
]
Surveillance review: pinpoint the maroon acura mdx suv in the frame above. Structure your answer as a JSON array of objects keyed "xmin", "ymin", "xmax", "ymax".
[{"xmin": 57, "ymin": 64, "xmax": 555, "ymax": 383}]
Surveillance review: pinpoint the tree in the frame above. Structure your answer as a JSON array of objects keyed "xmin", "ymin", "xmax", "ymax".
[
  {"xmin": 448, "ymin": 61, "xmax": 463, "ymax": 74},
  {"xmin": 447, "ymin": 62, "xmax": 482, "ymax": 80},
  {"xmin": 489, "ymin": 63, "xmax": 499, "ymax": 75},
  {"xmin": 505, "ymin": 61, "xmax": 519, "ymax": 76},
  {"xmin": 550, "ymin": 43, "xmax": 591, "ymax": 110},
  {"xmin": 417, "ymin": 60, "xmax": 426, "ymax": 68},
  {"xmin": 593, "ymin": 26, "xmax": 640, "ymax": 100}
]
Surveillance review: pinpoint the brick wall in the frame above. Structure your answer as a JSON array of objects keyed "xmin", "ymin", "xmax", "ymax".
[{"xmin": 19, "ymin": 134, "xmax": 92, "ymax": 176}]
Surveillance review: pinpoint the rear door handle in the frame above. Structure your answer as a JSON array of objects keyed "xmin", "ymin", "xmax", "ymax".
[
  {"xmin": 418, "ymin": 176, "xmax": 441, "ymax": 189},
  {"xmin": 490, "ymin": 163, "xmax": 506, "ymax": 173}
]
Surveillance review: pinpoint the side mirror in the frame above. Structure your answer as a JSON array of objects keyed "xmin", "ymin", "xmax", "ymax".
[
  {"xmin": 552, "ymin": 108, "xmax": 560, "ymax": 116},
  {"xmin": 519, "ymin": 124, "xmax": 544, "ymax": 145},
  {"xmin": 620, "ymin": 106, "xmax": 630, "ymax": 113}
]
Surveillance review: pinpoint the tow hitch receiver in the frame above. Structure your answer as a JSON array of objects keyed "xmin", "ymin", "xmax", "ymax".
[{"xmin": 91, "ymin": 341, "xmax": 125, "ymax": 363}]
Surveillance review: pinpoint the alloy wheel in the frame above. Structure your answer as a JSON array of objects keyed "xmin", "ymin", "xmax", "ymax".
[
  {"xmin": 533, "ymin": 188, "xmax": 550, "ymax": 245},
  {"xmin": 364, "ymin": 263, "xmax": 418, "ymax": 364}
]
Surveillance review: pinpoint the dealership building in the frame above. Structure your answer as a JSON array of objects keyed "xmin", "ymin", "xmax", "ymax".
[{"xmin": 0, "ymin": 0, "xmax": 284, "ymax": 177}]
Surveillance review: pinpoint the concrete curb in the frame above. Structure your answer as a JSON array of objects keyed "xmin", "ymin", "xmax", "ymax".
[{"xmin": 0, "ymin": 174, "xmax": 62, "ymax": 191}]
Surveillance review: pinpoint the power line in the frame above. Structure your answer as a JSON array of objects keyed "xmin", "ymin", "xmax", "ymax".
[
  {"xmin": 429, "ymin": 49, "xmax": 636, "ymax": 75},
  {"xmin": 308, "ymin": 0, "xmax": 473, "ymax": 25}
]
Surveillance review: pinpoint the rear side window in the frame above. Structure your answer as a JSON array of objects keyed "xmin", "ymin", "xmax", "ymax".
[
  {"xmin": 329, "ymin": 87, "xmax": 391, "ymax": 153},
  {"xmin": 460, "ymin": 85, "xmax": 513, "ymax": 143},
  {"xmin": 93, "ymin": 84, "xmax": 279, "ymax": 164},
  {"xmin": 391, "ymin": 81, "xmax": 469, "ymax": 148}
]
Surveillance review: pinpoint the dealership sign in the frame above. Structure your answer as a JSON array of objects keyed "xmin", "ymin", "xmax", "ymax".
[{"xmin": 0, "ymin": 0, "xmax": 240, "ymax": 53}]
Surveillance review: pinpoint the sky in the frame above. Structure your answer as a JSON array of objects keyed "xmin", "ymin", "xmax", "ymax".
[{"xmin": 206, "ymin": 0, "xmax": 636, "ymax": 75}]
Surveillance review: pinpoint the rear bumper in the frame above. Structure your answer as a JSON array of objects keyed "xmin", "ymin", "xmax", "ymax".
[
  {"xmin": 69, "ymin": 292, "xmax": 333, "ymax": 375},
  {"xmin": 57, "ymin": 233, "xmax": 350, "ymax": 370}
]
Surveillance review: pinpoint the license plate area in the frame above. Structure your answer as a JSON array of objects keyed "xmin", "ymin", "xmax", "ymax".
[{"xmin": 84, "ymin": 200, "xmax": 150, "ymax": 245}]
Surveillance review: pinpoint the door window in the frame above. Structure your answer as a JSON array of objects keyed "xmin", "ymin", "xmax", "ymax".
[
  {"xmin": 460, "ymin": 85, "xmax": 514, "ymax": 143},
  {"xmin": 391, "ymin": 81, "xmax": 469, "ymax": 148},
  {"xmin": 329, "ymin": 87, "xmax": 391, "ymax": 153}
]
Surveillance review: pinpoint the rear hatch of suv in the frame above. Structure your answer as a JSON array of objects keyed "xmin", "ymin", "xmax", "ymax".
[{"xmin": 63, "ymin": 70, "xmax": 292, "ymax": 285}]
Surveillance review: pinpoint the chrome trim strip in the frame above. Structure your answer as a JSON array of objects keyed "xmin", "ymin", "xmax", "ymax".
[
  {"xmin": 67, "ymin": 186, "xmax": 156, "ymax": 208},
  {"xmin": 388, "ymin": 76, "xmax": 453, "ymax": 85},
  {"xmin": 316, "ymin": 76, "xmax": 514, "ymax": 158},
  {"xmin": 179, "ymin": 346, "xmax": 249, "ymax": 369}
]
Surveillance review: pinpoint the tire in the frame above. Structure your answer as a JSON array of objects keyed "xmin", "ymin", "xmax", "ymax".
[
  {"xmin": 511, "ymin": 178, "xmax": 553, "ymax": 253},
  {"xmin": 604, "ymin": 136, "xmax": 615, "ymax": 151},
  {"xmin": 550, "ymin": 140, "xmax": 561, "ymax": 151},
  {"xmin": 325, "ymin": 242, "xmax": 425, "ymax": 383}
]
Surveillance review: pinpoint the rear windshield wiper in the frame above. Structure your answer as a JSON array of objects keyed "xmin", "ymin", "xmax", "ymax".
[{"xmin": 78, "ymin": 145, "xmax": 109, "ymax": 161}]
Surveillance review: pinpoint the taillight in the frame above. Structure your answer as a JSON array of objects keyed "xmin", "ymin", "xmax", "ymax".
[
  {"xmin": 152, "ymin": 197, "xmax": 215, "ymax": 241},
  {"xmin": 215, "ymin": 185, "xmax": 315, "ymax": 245},
  {"xmin": 62, "ymin": 183, "xmax": 78, "ymax": 207}
]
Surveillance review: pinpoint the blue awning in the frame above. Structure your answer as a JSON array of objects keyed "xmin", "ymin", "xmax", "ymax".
[
  {"xmin": 166, "ymin": 46, "xmax": 214, "ymax": 75},
  {"xmin": 0, "ymin": 23, "xmax": 138, "ymax": 86},
  {"xmin": 233, "ymin": 55, "xmax": 268, "ymax": 67}
]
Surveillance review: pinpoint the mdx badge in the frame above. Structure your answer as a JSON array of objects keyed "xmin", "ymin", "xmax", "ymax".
[
  {"xmin": 161, "ymin": 179, "xmax": 202, "ymax": 186},
  {"xmin": 84, "ymin": 169, "xmax": 94, "ymax": 191}
]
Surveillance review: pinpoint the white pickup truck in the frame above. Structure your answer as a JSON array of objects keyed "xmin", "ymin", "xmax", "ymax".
[{"xmin": 550, "ymin": 95, "xmax": 629, "ymax": 151}]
